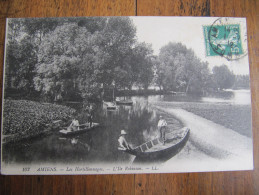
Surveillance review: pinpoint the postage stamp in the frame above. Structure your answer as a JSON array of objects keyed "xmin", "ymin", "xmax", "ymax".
[{"xmin": 203, "ymin": 18, "xmax": 247, "ymax": 60}]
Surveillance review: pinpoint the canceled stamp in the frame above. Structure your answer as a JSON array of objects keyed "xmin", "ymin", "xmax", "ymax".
[{"xmin": 203, "ymin": 18, "xmax": 248, "ymax": 60}]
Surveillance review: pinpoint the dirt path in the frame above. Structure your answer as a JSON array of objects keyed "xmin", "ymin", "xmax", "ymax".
[{"xmin": 153, "ymin": 106, "xmax": 253, "ymax": 172}]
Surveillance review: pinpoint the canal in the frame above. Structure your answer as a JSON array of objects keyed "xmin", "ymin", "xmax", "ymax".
[{"xmin": 2, "ymin": 90, "xmax": 251, "ymax": 165}]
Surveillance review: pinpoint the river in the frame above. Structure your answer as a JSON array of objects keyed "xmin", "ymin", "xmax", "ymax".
[{"xmin": 2, "ymin": 90, "xmax": 251, "ymax": 165}]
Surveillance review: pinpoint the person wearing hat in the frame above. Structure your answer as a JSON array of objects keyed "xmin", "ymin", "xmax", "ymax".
[
  {"xmin": 158, "ymin": 115, "xmax": 167, "ymax": 144},
  {"xmin": 118, "ymin": 130, "xmax": 131, "ymax": 150}
]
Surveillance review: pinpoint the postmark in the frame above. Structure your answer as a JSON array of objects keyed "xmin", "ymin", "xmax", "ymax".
[{"xmin": 203, "ymin": 18, "xmax": 248, "ymax": 61}]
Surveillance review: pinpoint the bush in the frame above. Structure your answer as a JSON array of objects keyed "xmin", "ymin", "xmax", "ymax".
[{"xmin": 3, "ymin": 100, "xmax": 75, "ymax": 135}]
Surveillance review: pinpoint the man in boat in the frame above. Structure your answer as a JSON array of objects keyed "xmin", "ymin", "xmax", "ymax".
[
  {"xmin": 158, "ymin": 115, "xmax": 167, "ymax": 144},
  {"xmin": 68, "ymin": 118, "xmax": 80, "ymax": 131},
  {"xmin": 118, "ymin": 130, "xmax": 132, "ymax": 151},
  {"xmin": 86, "ymin": 104, "xmax": 94, "ymax": 127}
]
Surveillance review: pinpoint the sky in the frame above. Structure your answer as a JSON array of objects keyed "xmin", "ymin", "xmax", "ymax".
[{"xmin": 130, "ymin": 16, "xmax": 250, "ymax": 75}]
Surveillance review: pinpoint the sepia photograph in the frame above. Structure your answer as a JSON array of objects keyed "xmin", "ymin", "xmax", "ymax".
[{"xmin": 1, "ymin": 16, "xmax": 253, "ymax": 175}]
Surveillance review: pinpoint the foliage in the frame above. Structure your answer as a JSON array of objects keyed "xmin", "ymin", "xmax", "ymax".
[
  {"xmin": 5, "ymin": 17, "xmax": 244, "ymax": 100},
  {"xmin": 157, "ymin": 42, "xmax": 212, "ymax": 94},
  {"xmin": 212, "ymin": 65, "xmax": 235, "ymax": 90},
  {"xmin": 30, "ymin": 17, "xmax": 152, "ymax": 101},
  {"xmin": 130, "ymin": 43, "xmax": 154, "ymax": 90},
  {"xmin": 3, "ymin": 100, "xmax": 75, "ymax": 135},
  {"xmin": 32, "ymin": 17, "xmax": 154, "ymax": 100},
  {"xmin": 5, "ymin": 18, "xmax": 60, "ymax": 97},
  {"xmin": 233, "ymin": 75, "xmax": 250, "ymax": 89},
  {"xmin": 34, "ymin": 22, "xmax": 88, "ymax": 101}
]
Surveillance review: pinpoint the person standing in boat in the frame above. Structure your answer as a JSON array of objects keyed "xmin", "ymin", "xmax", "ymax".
[
  {"xmin": 158, "ymin": 115, "xmax": 167, "ymax": 144},
  {"xmin": 85, "ymin": 103, "xmax": 93, "ymax": 127},
  {"xmin": 88, "ymin": 104, "xmax": 94, "ymax": 127},
  {"xmin": 118, "ymin": 130, "xmax": 131, "ymax": 150}
]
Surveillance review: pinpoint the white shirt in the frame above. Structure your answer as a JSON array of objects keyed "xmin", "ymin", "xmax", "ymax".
[
  {"xmin": 71, "ymin": 120, "xmax": 79, "ymax": 126},
  {"xmin": 69, "ymin": 120, "xmax": 79, "ymax": 130},
  {"xmin": 158, "ymin": 119, "xmax": 167, "ymax": 127},
  {"xmin": 118, "ymin": 136, "xmax": 129, "ymax": 150}
]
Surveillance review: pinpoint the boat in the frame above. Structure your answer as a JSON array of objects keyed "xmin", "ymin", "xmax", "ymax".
[
  {"xmin": 103, "ymin": 101, "xmax": 117, "ymax": 110},
  {"xmin": 115, "ymin": 99, "xmax": 133, "ymax": 105},
  {"xmin": 59, "ymin": 122, "xmax": 100, "ymax": 136},
  {"xmin": 121, "ymin": 127, "xmax": 190, "ymax": 161}
]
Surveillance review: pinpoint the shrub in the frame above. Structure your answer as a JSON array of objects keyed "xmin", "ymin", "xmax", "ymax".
[{"xmin": 3, "ymin": 100, "xmax": 75, "ymax": 135}]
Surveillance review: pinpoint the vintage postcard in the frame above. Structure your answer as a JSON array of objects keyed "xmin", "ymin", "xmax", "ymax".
[{"xmin": 1, "ymin": 16, "xmax": 253, "ymax": 175}]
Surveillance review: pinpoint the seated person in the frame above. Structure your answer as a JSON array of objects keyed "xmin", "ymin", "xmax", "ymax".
[
  {"xmin": 68, "ymin": 119, "xmax": 79, "ymax": 131},
  {"xmin": 118, "ymin": 130, "xmax": 131, "ymax": 150}
]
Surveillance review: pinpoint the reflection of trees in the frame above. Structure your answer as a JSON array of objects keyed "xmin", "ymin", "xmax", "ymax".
[
  {"xmin": 94, "ymin": 100, "xmax": 159, "ymax": 150},
  {"xmin": 126, "ymin": 102, "xmax": 158, "ymax": 146}
]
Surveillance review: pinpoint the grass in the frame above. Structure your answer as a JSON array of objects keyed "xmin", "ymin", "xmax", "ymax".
[{"xmin": 153, "ymin": 101, "xmax": 252, "ymax": 138}]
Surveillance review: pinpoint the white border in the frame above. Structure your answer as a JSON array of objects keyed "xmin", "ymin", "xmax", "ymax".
[{"xmin": 1, "ymin": 18, "xmax": 9, "ymax": 174}]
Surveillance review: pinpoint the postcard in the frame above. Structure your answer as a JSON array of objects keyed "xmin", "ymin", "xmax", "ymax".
[{"xmin": 1, "ymin": 16, "xmax": 253, "ymax": 175}]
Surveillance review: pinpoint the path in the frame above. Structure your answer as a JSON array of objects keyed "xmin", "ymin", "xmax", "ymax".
[{"xmin": 154, "ymin": 106, "xmax": 253, "ymax": 172}]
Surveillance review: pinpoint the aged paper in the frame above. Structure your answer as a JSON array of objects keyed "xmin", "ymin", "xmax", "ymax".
[{"xmin": 1, "ymin": 17, "xmax": 253, "ymax": 175}]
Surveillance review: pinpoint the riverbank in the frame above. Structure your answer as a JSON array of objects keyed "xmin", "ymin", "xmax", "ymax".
[
  {"xmin": 2, "ymin": 99, "xmax": 76, "ymax": 144},
  {"xmin": 157, "ymin": 108, "xmax": 253, "ymax": 172},
  {"xmin": 151, "ymin": 101, "xmax": 252, "ymax": 137}
]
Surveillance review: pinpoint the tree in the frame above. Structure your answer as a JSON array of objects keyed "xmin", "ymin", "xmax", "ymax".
[
  {"xmin": 233, "ymin": 75, "xmax": 250, "ymax": 89},
  {"xmin": 6, "ymin": 17, "xmax": 154, "ymax": 101},
  {"xmin": 5, "ymin": 19, "xmax": 23, "ymax": 90},
  {"xmin": 157, "ymin": 42, "xmax": 211, "ymax": 94},
  {"xmin": 22, "ymin": 18, "xmax": 59, "ymax": 45},
  {"xmin": 5, "ymin": 20, "xmax": 38, "ymax": 96},
  {"xmin": 34, "ymin": 22, "xmax": 95, "ymax": 101},
  {"xmin": 212, "ymin": 65, "xmax": 235, "ymax": 90},
  {"xmin": 101, "ymin": 17, "xmax": 137, "ymax": 89},
  {"xmin": 5, "ymin": 18, "xmax": 60, "ymax": 98},
  {"xmin": 130, "ymin": 43, "xmax": 154, "ymax": 90},
  {"xmin": 199, "ymin": 62, "xmax": 217, "ymax": 94},
  {"xmin": 34, "ymin": 17, "xmax": 138, "ymax": 101},
  {"xmin": 157, "ymin": 43, "xmax": 188, "ymax": 91}
]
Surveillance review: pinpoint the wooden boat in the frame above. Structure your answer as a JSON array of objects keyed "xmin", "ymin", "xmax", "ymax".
[
  {"xmin": 122, "ymin": 127, "xmax": 190, "ymax": 161},
  {"xmin": 103, "ymin": 101, "xmax": 117, "ymax": 110},
  {"xmin": 115, "ymin": 99, "xmax": 133, "ymax": 105},
  {"xmin": 59, "ymin": 122, "xmax": 100, "ymax": 136}
]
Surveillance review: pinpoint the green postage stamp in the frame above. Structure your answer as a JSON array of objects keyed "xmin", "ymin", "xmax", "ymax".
[{"xmin": 203, "ymin": 18, "xmax": 247, "ymax": 60}]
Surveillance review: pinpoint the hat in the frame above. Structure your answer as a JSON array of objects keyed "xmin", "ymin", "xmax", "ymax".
[{"xmin": 120, "ymin": 130, "xmax": 127, "ymax": 135}]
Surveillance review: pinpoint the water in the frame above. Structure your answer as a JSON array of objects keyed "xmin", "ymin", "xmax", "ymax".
[
  {"xmin": 3, "ymin": 98, "xmax": 175, "ymax": 164},
  {"xmin": 3, "ymin": 90, "xmax": 251, "ymax": 164},
  {"xmin": 146, "ymin": 89, "xmax": 251, "ymax": 105}
]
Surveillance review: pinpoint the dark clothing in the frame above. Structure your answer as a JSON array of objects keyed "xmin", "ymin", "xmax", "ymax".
[
  {"xmin": 88, "ymin": 114, "xmax": 93, "ymax": 127},
  {"xmin": 160, "ymin": 126, "xmax": 166, "ymax": 143},
  {"xmin": 86, "ymin": 106, "xmax": 93, "ymax": 127}
]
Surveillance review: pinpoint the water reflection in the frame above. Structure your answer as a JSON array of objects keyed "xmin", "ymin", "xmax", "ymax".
[
  {"xmin": 3, "ymin": 97, "xmax": 166, "ymax": 164},
  {"xmin": 231, "ymin": 89, "xmax": 251, "ymax": 105},
  {"xmin": 147, "ymin": 89, "xmax": 251, "ymax": 105},
  {"xmin": 3, "ymin": 90, "xmax": 250, "ymax": 164}
]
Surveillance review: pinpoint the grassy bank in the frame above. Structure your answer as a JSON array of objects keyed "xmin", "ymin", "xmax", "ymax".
[
  {"xmin": 152, "ymin": 101, "xmax": 252, "ymax": 138},
  {"xmin": 2, "ymin": 100, "xmax": 76, "ymax": 142}
]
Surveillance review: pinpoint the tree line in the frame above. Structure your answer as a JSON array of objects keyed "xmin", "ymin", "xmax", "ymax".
[{"xmin": 5, "ymin": 17, "xmax": 249, "ymax": 102}]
